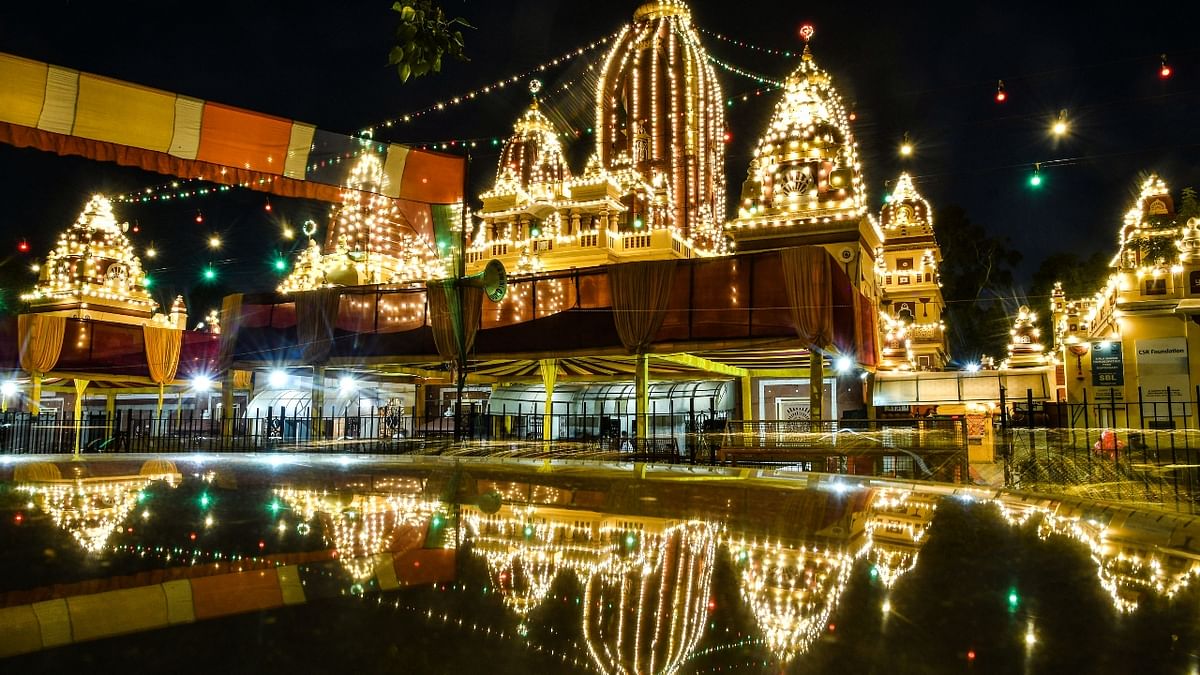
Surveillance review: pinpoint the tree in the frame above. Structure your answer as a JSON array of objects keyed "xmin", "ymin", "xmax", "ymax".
[
  {"xmin": 1028, "ymin": 250, "xmax": 1111, "ymax": 307},
  {"xmin": 933, "ymin": 205, "xmax": 1023, "ymax": 363},
  {"xmin": 1180, "ymin": 186, "xmax": 1199, "ymax": 222},
  {"xmin": 389, "ymin": 1, "xmax": 471, "ymax": 83}
]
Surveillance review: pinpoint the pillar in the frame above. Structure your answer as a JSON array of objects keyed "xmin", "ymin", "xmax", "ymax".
[
  {"xmin": 311, "ymin": 366, "xmax": 326, "ymax": 440},
  {"xmin": 105, "ymin": 392, "xmax": 116, "ymax": 437},
  {"xmin": 809, "ymin": 351, "xmax": 824, "ymax": 421},
  {"xmin": 635, "ymin": 353, "xmax": 649, "ymax": 439},
  {"xmin": 539, "ymin": 359, "xmax": 557, "ymax": 442},
  {"xmin": 72, "ymin": 378, "xmax": 89, "ymax": 457},
  {"xmin": 740, "ymin": 375, "xmax": 754, "ymax": 421},
  {"xmin": 221, "ymin": 373, "xmax": 235, "ymax": 438},
  {"xmin": 30, "ymin": 374, "xmax": 42, "ymax": 416},
  {"xmin": 414, "ymin": 382, "xmax": 426, "ymax": 421}
]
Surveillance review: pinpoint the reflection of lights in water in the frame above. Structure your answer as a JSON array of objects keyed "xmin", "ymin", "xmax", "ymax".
[
  {"xmin": 994, "ymin": 495, "xmax": 1200, "ymax": 614},
  {"xmin": 866, "ymin": 489, "xmax": 938, "ymax": 589},
  {"xmin": 276, "ymin": 488, "xmax": 442, "ymax": 581},
  {"xmin": 19, "ymin": 473, "xmax": 180, "ymax": 553},
  {"xmin": 582, "ymin": 521, "xmax": 719, "ymax": 675},
  {"xmin": 729, "ymin": 536, "xmax": 865, "ymax": 662}
]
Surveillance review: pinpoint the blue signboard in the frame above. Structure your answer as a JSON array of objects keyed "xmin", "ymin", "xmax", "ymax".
[{"xmin": 1091, "ymin": 341, "xmax": 1124, "ymax": 387}]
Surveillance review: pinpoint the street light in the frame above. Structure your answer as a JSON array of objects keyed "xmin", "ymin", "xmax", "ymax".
[
  {"xmin": 835, "ymin": 356, "xmax": 854, "ymax": 373},
  {"xmin": 268, "ymin": 369, "xmax": 290, "ymax": 388},
  {"xmin": 338, "ymin": 375, "xmax": 358, "ymax": 394},
  {"xmin": 191, "ymin": 374, "xmax": 213, "ymax": 392},
  {"xmin": 1051, "ymin": 110, "xmax": 1068, "ymax": 137}
]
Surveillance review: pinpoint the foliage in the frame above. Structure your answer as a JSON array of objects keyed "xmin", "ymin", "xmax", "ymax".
[
  {"xmin": 1029, "ymin": 250, "xmax": 1111, "ymax": 305},
  {"xmin": 1127, "ymin": 234, "xmax": 1178, "ymax": 264},
  {"xmin": 933, "ymin": 205, "xmax": 1023, "ymax": 363},
  {"xmin": 1180, "ymin": 186, "xmax": 1200, "ymax": 222},
  {"xmin": 389, "ymin": 1, "xmax": 471, "ymax": 83}
]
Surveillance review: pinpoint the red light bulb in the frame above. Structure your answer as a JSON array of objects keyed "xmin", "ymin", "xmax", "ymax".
[
  {"xmin": 995, "ymin": 79, "xmax": 1007, "ymax": 103},
  {"xmin": 195, "ymin": 211, "xmax": 204, "ymax": 224},
  {"xmin": 17, "ymin": 240, "xmax": 29, "ymax": 253},
  {"xmin": 264, "ymin": 198, "xmax": 273, "ymax": 213},
  {"xmin": 1160, "ymin": 54, "xmax": 1172, "ymax": 79}
]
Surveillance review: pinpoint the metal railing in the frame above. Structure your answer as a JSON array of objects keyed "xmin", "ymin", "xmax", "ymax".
[{"xmin": 998, "ymin": 387, "xmax": 1200, "ymax": 513}]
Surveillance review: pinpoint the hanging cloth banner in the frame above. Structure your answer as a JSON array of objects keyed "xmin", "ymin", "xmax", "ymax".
[
  {"xmin": 779, "ymin": 247, "xmax": 835, "ymax": 350},
  {"xmin": 426, "ymin": 280, "xmax": 483, "ymax": 363},
  {"xmin": 608, "ymin": 259, "xmax": 678, "ymax": 353},
  {"xmin": 296, "ymin": 288, "xmax": 342, "ymax": 365},
  {"xmin": 17, "ymin": 313, "xmax": 65, "ymax": 375},
  {"xmin": 142, "ymin": 324, "xmax": 183, "ymax": 385},
  {"xmin": 0, "ymin": 52, "xmax": 463, "ymax": 205},
  {"xmin": 216, "ymin": 293, "xmax": 244, "ymax": 372}
]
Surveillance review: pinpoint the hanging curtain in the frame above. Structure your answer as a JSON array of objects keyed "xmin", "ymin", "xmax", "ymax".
[
  {"xmin": 426, "ymin": 280, "xmax": 483, "ymax": 362},
  {"xmin": 233, "ymin": 369, "xmax": 253, "ymax": 389},
  {"xmin": 780, "ymin": 247, "xmax": 834, "ymax": 350},
  {"xmin": 18, "ymin": 313, "xmax": 65, "ymax": 375},
  {"xmin": 296, "ymin": 288, "xmax": 342, "ymax": 365},
  {"xmin": 142, "ymin": 325, "xmax": 182, "ymax": 384},
  {"xmin": 608, "ymin": 259, "xmax": 677, "ymax": 353},
  {"xmin": 216, "ymin": 293, "xmax": 243, "ymax": 372}
]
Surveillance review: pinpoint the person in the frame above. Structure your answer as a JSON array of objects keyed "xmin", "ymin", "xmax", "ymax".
[{"xmin": 620, "ymin": 431, "xmax": 633, "ymax": 452}]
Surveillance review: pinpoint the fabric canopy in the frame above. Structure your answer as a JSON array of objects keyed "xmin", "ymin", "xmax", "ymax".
[
  {"xmin": 609, "ymin": 260, "xmax": 677, "ymax": 353},
  {"xmin": 427, "ymin": 280, "xmax": 483, "ymax": 362},
  {"xmin": 295, "ymin": 288, "xmax": 342, "ymax": 365},
  {"xmin": 18, "ymin": 314, "xmax": 65, "ymax": 375},
  {"xmin": 142, "ymin": 325, "xmax": 182, "ymax": 385},
  {"xmin": 780, "ymin": 247, "xmax": 835, "ymax": 350},
  {"xmin": 217, "ymin": 294, "xmax": 244, "ymax": 372},
  {"xmin": 0, "ymin": 52, "xmax": 463, "ymax": 205}
]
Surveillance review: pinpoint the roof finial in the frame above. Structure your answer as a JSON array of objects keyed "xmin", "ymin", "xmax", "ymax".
[
  {"xmin": 799, "ymin": 23, "xmax": 814, "ymax": 61},
  {"xmin": 529, "ymin": 79, "xmax": 542, "ymax": 110}
]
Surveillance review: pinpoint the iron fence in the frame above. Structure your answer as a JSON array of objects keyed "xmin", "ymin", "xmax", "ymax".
[{"xmin": 999, "ymin": 387, "xmax": 1200, "ymax": 513}]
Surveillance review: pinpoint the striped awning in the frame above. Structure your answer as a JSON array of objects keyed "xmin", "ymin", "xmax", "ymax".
[{"xmin": 0, "ymin": 52, "xmax": 463, "ymax": 204}]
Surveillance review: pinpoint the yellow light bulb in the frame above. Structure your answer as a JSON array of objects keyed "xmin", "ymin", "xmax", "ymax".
[{"xmin": 208, "ymin": 236, "xmax": 222, "ymax": 249}]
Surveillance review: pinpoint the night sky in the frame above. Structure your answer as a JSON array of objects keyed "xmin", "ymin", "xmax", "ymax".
[{"xmin": 0, "ymin": 0, "xmax": 1198, "ymax": 320}]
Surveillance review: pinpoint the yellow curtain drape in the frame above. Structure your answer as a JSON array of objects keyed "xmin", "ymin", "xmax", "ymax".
[
  {"xmin": 217, "ymin": 293, "xmax": 243, "ymax": 372},
  {"xmin": 142, "ymin": 324, "xmax": 183, "ymax": 384},
  {"xmin": 607, "ymin": 260, "xmax": 677, "ymax": 353},
  {"xmin": 18, "ymin": 314, "xmax": 66, "ymax": 375},
  {"xmin": 426, "ymin": 280, "xmax": 483, "ymax": 363},
  {"xmin": 780, "ymin": 247, "xmax": 834, "ymax": 350},
  {"xmin": 296, "ymin": 288, "xmax": 342, "ymax": 365},
  {"xmin": 233, "ymin": 369, "xmax": 253, "ymax": 390}
]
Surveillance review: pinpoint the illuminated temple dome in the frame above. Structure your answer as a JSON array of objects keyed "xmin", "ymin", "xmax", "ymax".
[
  {"xmin": 726, "ymin": 27, "xmax": 871, "ymax": 254},
  {"xmin": 280, "ymin": 152, "xmax": 447, "ymax": 292},
  {"xmin": 488, "ymin": 84, "xmax": 572, "ymax": 202},
  {"xmin": 22, "ymin": 195, "xmax": 180, "ymax": 327},
  {"xmin": 595, "ymin": 0, "xmax": 726, "ymax": 251}
]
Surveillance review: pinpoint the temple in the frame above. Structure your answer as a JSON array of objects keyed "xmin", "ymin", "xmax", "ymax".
[
  {"xmin": 1053, "ymin": 175, "xmax": 1200, "ymax": 425},
  {"xmin": 875, "ymin": 173, "xmax": 949, "ymax": 371}
]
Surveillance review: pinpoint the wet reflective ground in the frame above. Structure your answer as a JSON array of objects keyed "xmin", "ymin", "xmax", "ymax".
[{"xmin": 2, "ymin": 455, "xmax": 1200, "ymax": 674}]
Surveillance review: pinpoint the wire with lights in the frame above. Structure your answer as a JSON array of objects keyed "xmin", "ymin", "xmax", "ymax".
[
  {"xmin": 357, "ymin": 32, "xmax": 618, "ymax": 138},
  {"xmin": 697, "ymin": 26, "xmax": 798, "ymax": 58}
]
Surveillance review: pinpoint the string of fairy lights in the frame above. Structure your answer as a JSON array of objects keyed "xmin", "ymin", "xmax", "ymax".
[{"xmin": 356, "ymin": 32, "xmax": 618, "ymax": 139}]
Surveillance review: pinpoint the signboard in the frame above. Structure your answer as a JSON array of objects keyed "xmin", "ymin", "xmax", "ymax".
[
  {"xmin": 1136, "ymin": 337, "xmax": 1190, "ymax": 416},
  {"xmin": 1090, "ymin": 341, "xmax": 1124, "ymax": 387}
]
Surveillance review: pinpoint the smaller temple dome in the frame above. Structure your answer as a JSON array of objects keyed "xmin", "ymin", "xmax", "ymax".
[
  {"xmin": 22, "ymin": 195, "xmax": 168, "ymax": 324},
  {"xmin": 488, "ymin": 81, "xmax": 571, "ymax": 202},
  {"xmin": 881, "ymin": 173, "xmax": 933, "ymax": 237},
  {"xmin": 736, "ymin": 31, "xmax": 864, "ymax": 224}
]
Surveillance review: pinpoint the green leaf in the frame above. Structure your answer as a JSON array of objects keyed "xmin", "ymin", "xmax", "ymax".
[
  {"xmin": 400, "ymin": 5, "xmax": 416, "ymax": 21},
  {"xmin": 398, "ymin": 62, "xmax": 411, "ymax": 82}
]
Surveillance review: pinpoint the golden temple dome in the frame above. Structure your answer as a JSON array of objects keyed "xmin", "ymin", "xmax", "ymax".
[
  {"xmin": 881, "ymin": 172, "xmax": 934, "ymax": 238},
  {"xmin": 22, "ymin": 195, "xmax": 157, "ymax": 318},
  {"xmin": 489, "ymin": 81, "xmax": 572, "ymax": 199},
  {"xmin": 737, "ymin": 29, "xmax": 865, "ymax": 225}
]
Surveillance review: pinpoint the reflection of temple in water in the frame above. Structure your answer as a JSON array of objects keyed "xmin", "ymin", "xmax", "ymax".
[
  {"xmin": 463, "ymin": 501, "xmax": 718, "ymax": 674},
  {"xmin": 276, "ymin": 486, "xmax": 441, "ymax": 581},
  {"xmin": 866, "ymin": 489, "xmax": 938, "ymax": 588},
  {"xmin": 16, "ymin": 460, "xmax": 180, "ymax": 553}
]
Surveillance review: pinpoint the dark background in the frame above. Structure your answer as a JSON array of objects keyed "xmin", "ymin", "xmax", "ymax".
[{"xmin": 0, "ymin": 0, "xmax": 1197, "ymax": 321}]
